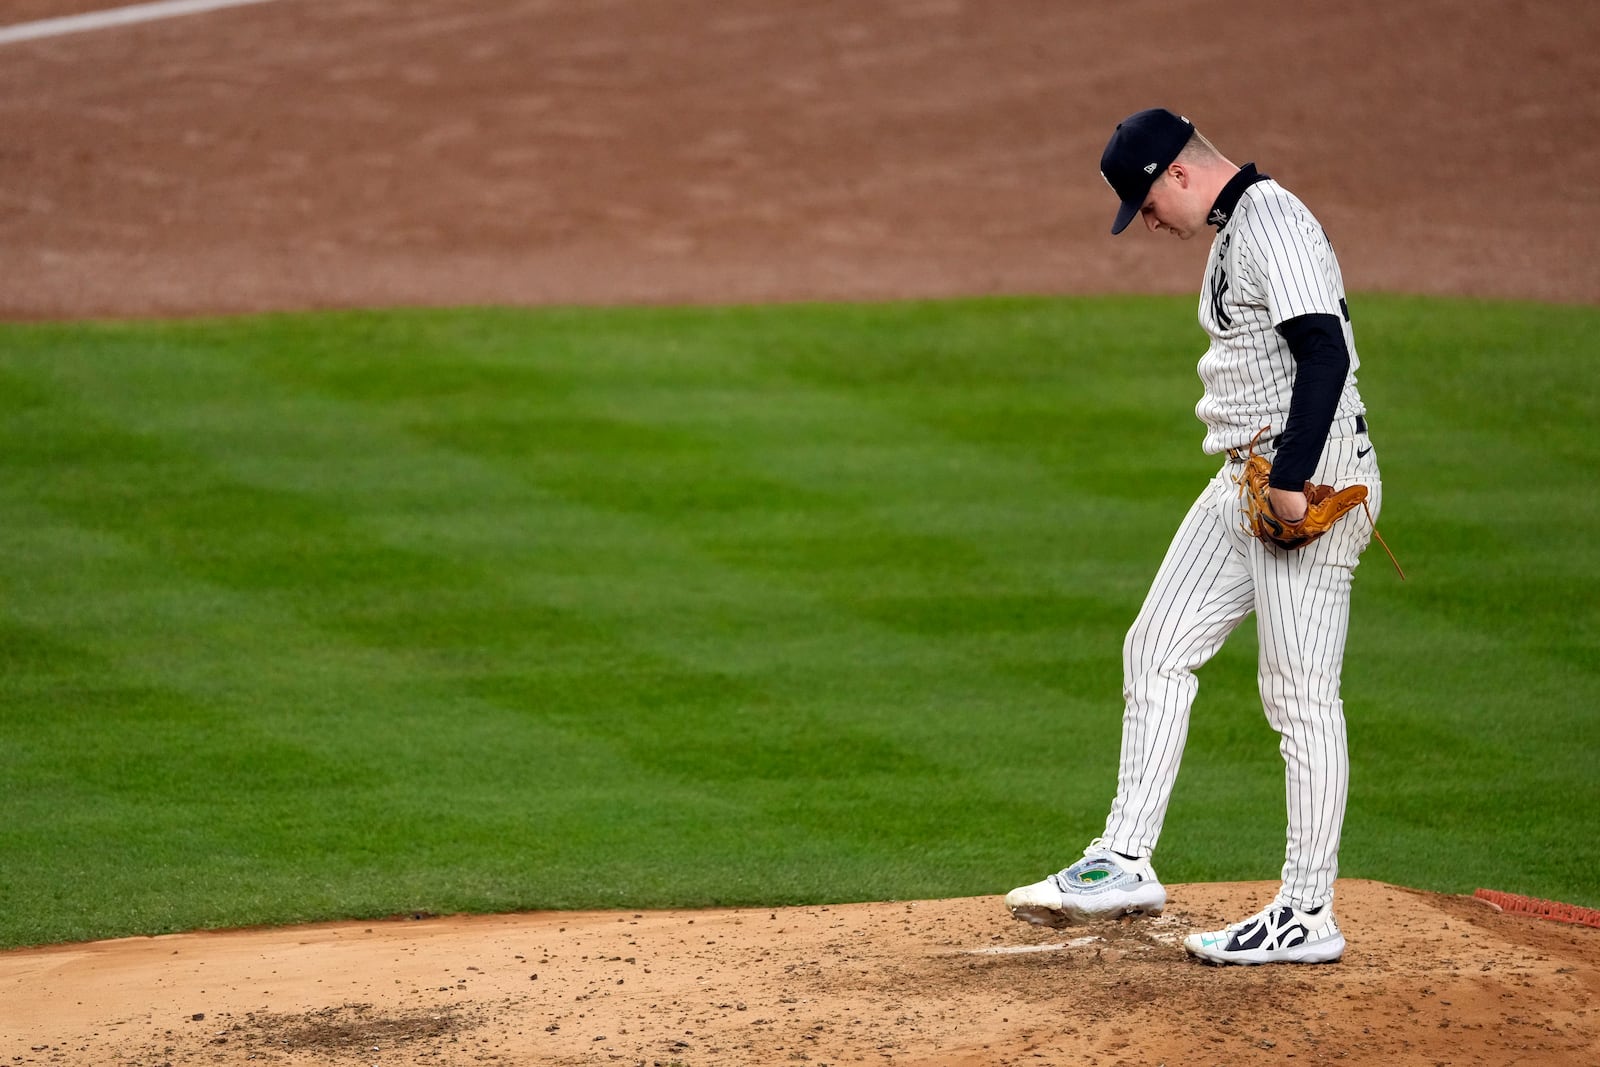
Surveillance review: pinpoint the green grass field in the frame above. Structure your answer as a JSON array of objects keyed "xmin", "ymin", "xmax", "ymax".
[{"xmin": 1, "ymin": 295, "xmax": 1595, "ymax": 949}]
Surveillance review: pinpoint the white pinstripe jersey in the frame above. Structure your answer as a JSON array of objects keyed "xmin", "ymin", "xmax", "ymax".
[{"xmin": 1194, "ymin": 178, "xmax": 1366, "ymax": 455}]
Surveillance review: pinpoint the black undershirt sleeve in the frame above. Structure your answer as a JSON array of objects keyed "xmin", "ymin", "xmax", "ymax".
[{"xmin": 1270, "ymin": 313, "xmax": 1349, "ymax": 489}]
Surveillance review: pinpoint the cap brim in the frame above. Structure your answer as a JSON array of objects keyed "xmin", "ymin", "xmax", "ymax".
[{"xmin": 1111, "ymin": 198, "xmax": 1141, "ymax": 235}]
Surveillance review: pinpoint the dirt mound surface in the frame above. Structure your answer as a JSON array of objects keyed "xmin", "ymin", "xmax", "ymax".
[{"xmin": 3, "ymin": 880, "xmax": 1596, "ymax": 1065}]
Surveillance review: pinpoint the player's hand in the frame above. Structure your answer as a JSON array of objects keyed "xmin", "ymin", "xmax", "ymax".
[{"xmin": 1268, "ymin": 486, "xmax": 1308, "ymax": 523}]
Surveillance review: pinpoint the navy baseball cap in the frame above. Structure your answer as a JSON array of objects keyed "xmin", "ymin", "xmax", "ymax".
[{"xmin": 1100, "ymin": 108, "xmax": 1195, "ymax": 234}]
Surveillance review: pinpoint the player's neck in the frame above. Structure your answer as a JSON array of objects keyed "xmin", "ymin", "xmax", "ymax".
[{"xmin": 1197, "ymin": 158, "xmax": 1241, "ymax": 207}]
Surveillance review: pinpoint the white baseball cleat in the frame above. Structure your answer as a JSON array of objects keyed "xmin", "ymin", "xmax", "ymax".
[
  {"xmin": 1005, "ymin": 840, "xmax": 1167, "ymax": 927},
  {"xmin": 1184, "ymin": 900, "xmax": 1345, "ymax": 965}
]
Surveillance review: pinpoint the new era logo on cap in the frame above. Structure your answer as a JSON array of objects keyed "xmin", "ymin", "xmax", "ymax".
[{"xmin": 1100, "ymin": 108, "xmax": 1196, "ymax": 235}]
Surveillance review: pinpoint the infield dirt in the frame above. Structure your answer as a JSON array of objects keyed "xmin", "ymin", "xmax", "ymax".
[
  {"xmin": 4, "ymin": 881, "xmax": 1598, "ymax": 1065},
  {"xmin": 1, "ymin": 1, "xmax": 1597, "ymax": 1065},
  {"xmin": 1, "ymin": 0, "xmax": 1596, "ymax": 318}
]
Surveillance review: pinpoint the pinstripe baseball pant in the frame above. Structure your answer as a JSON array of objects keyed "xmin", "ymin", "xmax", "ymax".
[{"xmin": 1101, "ymin": 429, "xmax": 1381, "ymax": 910}]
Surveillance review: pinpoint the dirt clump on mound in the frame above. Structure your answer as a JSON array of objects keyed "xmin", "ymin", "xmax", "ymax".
[
  {"xmin": 3, "ymin": 880, "xmax": 1596, "ymax": 1065},
  {"xmin": 236, "ymin": 1002, "xmax": 481, "ymax": 1056}
]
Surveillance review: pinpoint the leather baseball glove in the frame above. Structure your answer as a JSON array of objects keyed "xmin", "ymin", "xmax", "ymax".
[
  {"xmin": 1233, "ymin": 428, "xmax": 1405, "ymax": 577},
  {"xmin": 1237, "ymin": 453, "xmax": 1367, "ymax": 550}
]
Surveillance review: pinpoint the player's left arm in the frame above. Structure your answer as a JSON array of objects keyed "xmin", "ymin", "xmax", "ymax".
[
  {"xmin": 1269, "ymin": 313, "xmax": 1350, "ymax": 520},
  {"xmin": 1248, "ymin": 199, "xmax": 1351, "ymax": 519}
]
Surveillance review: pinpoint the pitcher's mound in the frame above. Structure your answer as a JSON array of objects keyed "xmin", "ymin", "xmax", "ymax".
[{"xmin": 3, "ymin": 879, "xmax": 1595, "ymax": 1065}]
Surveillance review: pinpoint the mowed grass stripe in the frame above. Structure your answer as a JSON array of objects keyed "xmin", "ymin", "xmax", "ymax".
[
  {"xmin": 0, "ymin": 296, "xmax": 1595, "ymax": 948},
  {"xmin": 0, "ymin": 313, "xmax": 1115, "ymax": 942},
  {"xmin": 0, "ymin": 483, "xmax": 674, "ymax": 941},
  {"xmin": 2, "ymin": 316, "xmax": 1107, "ymax": 738},
  {"xmin": 227, "ymin": 307, "xmax": 1142, "ymax": 728}
]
